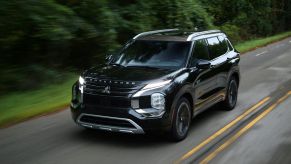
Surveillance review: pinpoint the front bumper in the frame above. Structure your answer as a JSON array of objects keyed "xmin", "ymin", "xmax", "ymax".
[{"xmin": 71, "ymin": 103, "xmax": 172, "ymax": 134}]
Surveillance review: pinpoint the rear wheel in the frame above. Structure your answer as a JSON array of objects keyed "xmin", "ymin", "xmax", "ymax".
[
  {"xmin": 221, "ymin": 77, "xmax": 238, "ymax": 110},
  {"xmin": 170, "ymin": 97, "xmax": 191, "ymax": 141}
]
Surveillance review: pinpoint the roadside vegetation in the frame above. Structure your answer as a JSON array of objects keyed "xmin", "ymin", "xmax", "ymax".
[
  {"xmin": 0, "ymin": 0, "xmax": 291, "ymax": 127},
  {"xmin": 0, "ymin": 74, "xmax": 76, "ymax": 127},
  {"xmin": 236, "ymin": 31, "xmax": 291, "ymax": 53}
]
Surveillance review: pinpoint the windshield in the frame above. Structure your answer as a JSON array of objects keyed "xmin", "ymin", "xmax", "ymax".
[{"xmin": 111, "ymin": 40, "xmax": 191, "ymax": 69}]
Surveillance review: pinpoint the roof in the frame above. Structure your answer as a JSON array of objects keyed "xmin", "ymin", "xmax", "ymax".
[{"xmin": 134, "ymin": 29, "xmax": 223, "ymax": 42}]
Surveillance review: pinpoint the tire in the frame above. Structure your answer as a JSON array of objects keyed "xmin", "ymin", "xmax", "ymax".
[
  {"xmin": 221, "ymin": 77, "xmax": 238, "ymax": 110},
  {"xmin": 170, "ymin": 97, "xmax": 192, "ymax": 141}
]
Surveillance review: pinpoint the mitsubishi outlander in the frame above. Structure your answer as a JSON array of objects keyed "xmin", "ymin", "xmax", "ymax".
[{"xmin": 70, "ymin": 29, "xmax": 240, "ymax": 141}]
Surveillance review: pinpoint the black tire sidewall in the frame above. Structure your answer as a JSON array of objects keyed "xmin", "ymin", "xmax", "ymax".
[
  {"xmin": 225, "ymin": 77, "xmax": 238, "ymax": 110},
  {"xmin": 170, "ymin": 97, "xmax": 191, "ymax": 141}
]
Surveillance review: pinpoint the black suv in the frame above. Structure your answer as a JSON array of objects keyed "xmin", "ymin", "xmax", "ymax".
[{"xmin": 71, "ymin": 29, "xmax": 240, "ymax": 141}]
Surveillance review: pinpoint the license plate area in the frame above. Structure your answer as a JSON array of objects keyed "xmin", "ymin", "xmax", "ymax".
[{"xmin": 83, "ymin": 94, "xmax": 130, "ymax": 108}]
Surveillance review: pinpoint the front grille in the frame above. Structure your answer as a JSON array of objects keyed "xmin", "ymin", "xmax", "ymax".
[
  {"xmin": 82, "ymin": 78, "xmax": 144, "ymax": 108},
  {"xmin": 84, "ymin": 78, "xmax": 143, "ymax": 97},
  {"xmin": 80, "ymin": 115, "xmax": 135, "ymax": 128},
  {"xmin": 84, "ymin": 84, "xmax": 136, "ymax": 96}
]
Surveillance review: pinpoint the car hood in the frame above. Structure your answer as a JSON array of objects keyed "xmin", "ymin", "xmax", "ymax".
[{"xmin": 83, "ymin": 65, "xmax": 186, "ymax": 82}]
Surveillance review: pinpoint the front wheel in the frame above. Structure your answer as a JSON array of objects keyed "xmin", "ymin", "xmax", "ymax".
[
  {"xmin": 170, "ymin": 98, "xmax": 191, "ymax": 141},
  {"xmin": 221, "ymin": 77, "xmax": 238, "ymax": 110}
]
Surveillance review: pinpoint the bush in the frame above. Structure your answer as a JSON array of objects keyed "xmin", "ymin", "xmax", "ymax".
[
  {"xmin": 0, "ymin": 65, "xmax": 70, "ymax": 92},
  {"xmin": 0, "ymin": 0, "xmax": 291, "ymax": 94},
  {"xmin": 220, "ymin": 24, "xmax": 242, "ymax": 43}
]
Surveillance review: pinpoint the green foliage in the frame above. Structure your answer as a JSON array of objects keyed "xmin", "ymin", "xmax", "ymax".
[
  {"xmin": 0, "ymin": 74, "xmax": 76, "ymax": 127},
  {"xmin": 220, "ymin": 24, "xmax": 242, "ymax": 43},
  {"xmin": 149, "ymin": 0, "xmax": 213, "ymax": 30},
  {"xmin": 0, "ymin": 0, "xmax": 291, "ymax": 93},
  {"xmin": 199, "ymin": 0, "xmax": 280, "ymax": 41},
  {"xmin": 0, "ymin": 65, "xmax": 70, "ymax": 91},
  {"xmin": 236, "ymin": 31, "xmax": 291, "ymax": 53}
]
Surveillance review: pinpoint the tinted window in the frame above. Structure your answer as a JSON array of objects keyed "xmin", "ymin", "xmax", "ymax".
[
  {"xmin": 207, "ymin": 36, "xmax": 229, "ymax": 59},
  {"xmin": 190, "ymin": 39, "xmax": 209, "ymax": 67},
  {"xmin": 207, "ymin": 37, "xmax": 221, "ymax": 59},
  {"xmin": 112, "ymin": 40, "xmax": 191, "ymax": 69},
  {"xmin": 218, "ymin": 36, "xmax": 228, "ymax": 54}
]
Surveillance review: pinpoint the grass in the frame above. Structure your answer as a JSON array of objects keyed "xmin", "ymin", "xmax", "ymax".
[
  {"xmin": 235, "ymin": 31, "xmax": 291, "ymax": 53},
  {"xmin": 1, "ymin": 31, "xmax": 291, "ymax": 128},
  {"xmin": 0, "ymin": 76, "xmax": 77, "ymax": 127}
]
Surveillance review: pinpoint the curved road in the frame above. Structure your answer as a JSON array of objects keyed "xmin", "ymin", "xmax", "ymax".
[{"xmin": 1, "ymin": 38, "xmax": 291, "ymax": 164}]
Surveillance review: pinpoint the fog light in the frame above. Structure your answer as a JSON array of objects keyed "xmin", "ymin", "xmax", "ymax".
[
  {"xmin": 72, "ymin": 85, "xmax": 77, "ymax": 99},
  {"xmin": 151, "ymin": 93, "xmax": 165, "ymax": 110},
  {"xmin": 131, "ymin": 99, "xmax": 139, "ymax": 109},
  {"xmin": 78, "ymin": 76, "xmax": 85, "ymax": 94}
]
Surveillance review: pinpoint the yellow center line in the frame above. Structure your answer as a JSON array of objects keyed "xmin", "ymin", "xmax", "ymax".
[
  {"xmin": 200, "ymin": 92, "xmax": 291, "ymax": 164},
  {"xmin": 176, "ymin": 97, "xmax": 270, "ymax": 163}
]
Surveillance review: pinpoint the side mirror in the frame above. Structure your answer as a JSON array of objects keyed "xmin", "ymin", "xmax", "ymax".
[
  {"xmin": 196, "ymin": 60, "xmax": 211, "ymax": 69},
  {"xmin": 105, "ymin": 54, "xmax": 113, "ymax": 63}
]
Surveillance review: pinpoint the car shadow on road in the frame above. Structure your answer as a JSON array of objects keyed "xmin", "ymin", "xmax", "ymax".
[{"xmin": 188, "ymin": 104, "xmax": 227, "ymax": 132}]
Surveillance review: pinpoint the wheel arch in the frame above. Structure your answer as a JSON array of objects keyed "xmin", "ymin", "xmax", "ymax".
[
  {"xmin": 227, "ymin": 65, "xmax": 240, "ymax": 88},
  {"xmin": 181, "ymin": 92, "xmax": 194, "ymax": 118},
  {"xmin": 169, "ymin": 83, "xmax": 195, "ymax": 126},
  {"xmin": 231, "ymin": 71, "xmax": 240, "ymax": 87}
]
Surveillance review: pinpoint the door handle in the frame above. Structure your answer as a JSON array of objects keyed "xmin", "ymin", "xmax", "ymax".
[{"xmin": 227, "ymin": 57, "xmax": 239, "ymax": 64}]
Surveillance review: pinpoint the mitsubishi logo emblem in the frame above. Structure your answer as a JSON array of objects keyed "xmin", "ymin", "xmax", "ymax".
[{"xmin": 103, "ymin": 86, "xmax": 111, "ymax": 94}]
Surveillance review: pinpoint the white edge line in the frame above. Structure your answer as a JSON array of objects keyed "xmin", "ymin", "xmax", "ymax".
[{"xmin": 256, "ymin": 51, "xmax": 268, "ymax": 56}]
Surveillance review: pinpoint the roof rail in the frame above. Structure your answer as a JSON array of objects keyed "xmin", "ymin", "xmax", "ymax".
[
  {"xmin": 133, "ymin": 28, "xmax": 179, "ymax": 40},
  {"xmin": 186, "ymin": 30, "xmax": 221, "ymax": 41}
]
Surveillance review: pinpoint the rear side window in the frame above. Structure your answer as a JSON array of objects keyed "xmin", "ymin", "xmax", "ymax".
[
  {"xmin": 218, "ymin": 36, "xmax": 228, "ymax": 54},
  {"xmin": 207, "ymin": 37, "xmax": 221, "ymax": 59},
  {"xmin": 190, "ymin": 39, "xmax": 209, "ymax": 67},
  {"xmin": 207, "ymin": 36, "xmax": 229, "ymax": 59}
]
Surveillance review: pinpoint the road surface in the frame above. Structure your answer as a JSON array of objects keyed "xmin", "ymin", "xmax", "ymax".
[{"xmin": 1, "ymin": 37, "xmax": 291, "ymax": 164}]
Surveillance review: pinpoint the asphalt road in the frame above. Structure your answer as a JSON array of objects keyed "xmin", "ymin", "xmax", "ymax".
[
  {"xmin": 1, "ymin": 38, "xmax": 291, "ymax": 164},
  {"xmin": 209, "ymin": 93, "xmax": 291, "ymax": 164}
]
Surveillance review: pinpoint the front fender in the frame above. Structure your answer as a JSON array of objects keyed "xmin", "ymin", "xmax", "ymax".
[{"xmin": 167, "ymin": 74, "xmax": 195, "ymax": 127}]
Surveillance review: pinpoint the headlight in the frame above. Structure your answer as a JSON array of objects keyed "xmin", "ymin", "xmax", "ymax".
[
  {"xmin": 79, "ymin": 76, "xmax": 85, "ymax": 85},
  {"xmin": 78, "ymin": 76, "xmax": 85, "ymax": 94},
  {"xmin": 132, "ymin": 80, "xmax": 169, "ymax": 117},
  {"xmin": 133, "ymin": 93, "xmax": 166, "ymax": 117},
  {"xmin": 151, "ymin": 93, "xmax": 165, "ymax": 110}
]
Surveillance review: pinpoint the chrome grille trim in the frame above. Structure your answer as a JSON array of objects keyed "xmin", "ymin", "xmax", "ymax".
[{"xmin": 77, "ymin": 113, "xmax": 145, "ymax": 134}]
